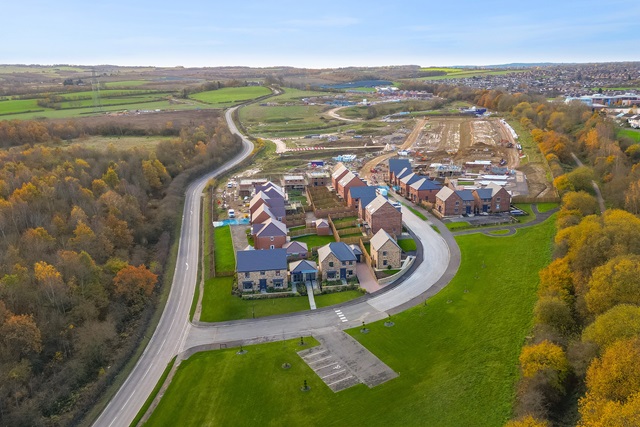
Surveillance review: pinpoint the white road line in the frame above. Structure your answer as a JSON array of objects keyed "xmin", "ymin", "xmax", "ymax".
[
  {"xmin": 308, "ymin": 356, "xmax": 332, "ymax": 364},
  {"xmin": 185, "ymin": 263, "xmax": 189, "ymax": 270},
  {"xmin": 314, "ymin": 362, "xmax": 340, "ymax": 370},
  {"xmin": 321, "ymin": 369, "xmax": 346, "ymax": 379},
  {"xmin": 327, "ymin": 375, "xmax": 355, "ymax": 386},
  {"xmin": 341, "ymin": 319, "xmax": 348, "ymax": 322}
]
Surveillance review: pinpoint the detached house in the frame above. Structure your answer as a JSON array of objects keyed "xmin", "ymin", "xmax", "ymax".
[
  {"xmin": 252, "ymin": 218, "xmax": 288, "ymax": 250},
  {"xmin": 369, "ymin": 229, "xmax": 402, "ymax": 269},
  {"xmin": 364, "ymin": 195, "xmax": 402, "ymax": 237},
  {"xmin": 408, "ymin": 177, "xmax": 442, "ymax": 204},
  {"xmin": 236, "ymin": 249, "xmax": 288, "ymax": 292},
  {"xmin": 317, "ymin": 242, "xmax": 357, "ymax": 282}
]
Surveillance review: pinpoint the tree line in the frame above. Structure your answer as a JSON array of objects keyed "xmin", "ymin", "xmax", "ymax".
[{"xmin": 0, "ymin": 115, "xmax": 241, "ymax": 425}]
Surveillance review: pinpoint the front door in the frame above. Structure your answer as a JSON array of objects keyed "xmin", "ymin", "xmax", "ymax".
[
  {"xmin": 466, "ymin": 205, "xmax": 471, "ymax": 215},
  {"xmin": 259, "ymin": 279, "xmax": 267, "ymax": 291},
  {"xmin": 340, "ymin": 268, "xmax": 347, "ymax": 279},
  {"xmin": 483, "ymin": 204, "xmax": 488, "ymax": 213}
]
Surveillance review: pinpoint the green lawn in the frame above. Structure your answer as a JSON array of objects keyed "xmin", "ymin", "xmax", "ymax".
[
  {"xmin": 214, "ymin": 226, "xmax": 235, "ymax": 273},
  {"xmin": 397, "ymin": 238, "xmax": 417, "ymax": 252},
  {"xmin": 0, "ymin": 99, "xmax": 43, "ymax": 115},
  {"xmin": 292, "ymin": 234, "xmax": 335, "ymax": 248},
  {"xmin": 190, "ymin": 86, "xmax": 271, "ymax": 107},
  {"xmin": 200, "ymin": 278, "xmax": 361, "ymax": 322},
  {"xmin": 489, "ymin": 229, "xmax": 512, "ymax": 235},
  {"xmin": 399, "ymin": 202, "xmax": 427, "ymax": 220},
  {"xmin": 148, "ymin": 216, "xmax": 556, "ymax": 426},
  {"xmin": 536, "ymin": 202, "xmax": 559, "ymax": 213},
  {"xmin": 618, "ymin": 128, "xmax": 640, "ymax": 142}
]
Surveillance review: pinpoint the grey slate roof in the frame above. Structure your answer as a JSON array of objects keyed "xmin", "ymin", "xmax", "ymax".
[
  {"xmin": 410, "ymin": 177, "xmax": 442, "ymax": 191},
  {"xmin": 396, "ymin": 167, "xmax": 412, "ymax": 180},
  {"xmin": 365, "ymin": 194, "xmax": 395, "ymax": 215},
  {"xmin": 254, "ymin": 218, "xmax": 287, "ymax": 237},
  {"xmin": 389, "ymin": 158, "xmax": 411, "ymax": 176},
  {"xmin": 348, "ymin": 185, "xmax": 378, "ymax": 208},
  {"xmin": 289, "ymin": 259, "xmax": 318, "ymax": 273},
  {"xmin": 282, "ymin": 241, "xmax": 308, "ymax": 254},
  {"xmin": 236, "ymin": 248, "xmax": 287, "ymax": 272},
  {"xmin": 349, "ymin": 244, "xmax": 363, "ymax": 256},
  {"xmin": 400, "ymin": 172, "xmax": 422, "ymax": 186},
  {"xmin": 317, "ymin": 242, "xmax": 357, "ymax": 263},
  {"xmin": 474, "ymin": 188, "xmax": 493, "ymax": 200},
  {"xmin": 456, "ymin": 190, "xmax": 475, "ymax": 202}
]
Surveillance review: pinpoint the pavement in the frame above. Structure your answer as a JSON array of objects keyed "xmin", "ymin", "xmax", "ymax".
[
  {"xmin": 356, "ymin": 262, "xmax": 381, "ymax": 293},
  {"xmin": 306, "ymin": 283, "xmax": 317, "ymax": 310}
]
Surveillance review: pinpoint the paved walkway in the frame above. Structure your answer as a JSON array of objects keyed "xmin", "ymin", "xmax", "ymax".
[
  {"xmin": 356, "ymin": 262, "xmax": 381, "ymax": 293},
  {"xmin": 298, "ymin": 329, "xmax": 398, "ymax": 392},
  {"xmin": 452, "ymin": 204, "xmax": 559, "ymax": 237},
  {"xmin": 306, "ymin": 282, "xmax": 317, "ymax": 310}
]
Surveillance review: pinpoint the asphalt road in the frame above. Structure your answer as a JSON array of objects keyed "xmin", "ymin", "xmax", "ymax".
[
  {"xmin": 95, "ymin": 104, "xmax": 456, "ymax": 427},
  {"xmin": 93, "ymin": 107, "xmax": 254, "ymax": 427}
]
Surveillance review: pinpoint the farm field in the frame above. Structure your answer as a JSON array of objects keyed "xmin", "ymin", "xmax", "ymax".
[
  {"xmin": 0, "ymin": 99, "xmax": 43, "ymax": 115},
  {"xmin": 415, "ymin": 68, "xmax": 527, "ymax": 81},
  {"xmin": 239, "ymin": 103, "xmax": 343, "ymax": 137},
  {"xmin": 190, "ymin": 86, "xmax": 271, "ymax": 107},
  {"xmin": 147, "ymin": 215, "xmax": 556, "ymax": 426}
]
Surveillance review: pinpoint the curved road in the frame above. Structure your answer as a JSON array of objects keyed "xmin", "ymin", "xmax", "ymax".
[
  {"xmin": 95, "ymin": 102, "xmax": 457, "ymax": 426},
  {"xmin": 93, "ymin": 107, "xmax": 254, "ymax": 427}
]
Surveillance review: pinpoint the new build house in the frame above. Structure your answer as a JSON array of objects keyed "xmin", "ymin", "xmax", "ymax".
[
  {"xmin": 317, "ymin": 242, "xmax": 357, "ymax": 282},
  {"xmin": 364, "ymin": 195, "xmax": 402, "ymax": 237},
  {"xmin": 236, "ymin": 248, "xmax": 288, "ymax": 292},
  {"xmin": 369, "ymin": 229, "xmax": 402, "ymax": 269},
  {"xmin": 252, "ymin": 218, "xmax": 288, "ymax": 250}
]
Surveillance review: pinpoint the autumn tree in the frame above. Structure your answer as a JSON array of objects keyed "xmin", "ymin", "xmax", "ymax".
[
  {"xmin": 505, "ymin": 416, "xmax": 549, "ymax": 427},
  {"xmin": 1, "ymin": 314, "xmax": 42, "ymax": 360},
  {"xmin": 113, "ymin": 264, "xmax": 157, "ymax": 308},
  {"xmin": 585, "ymin": 255, "xmax": 640, "ymax": 315},
  {"xmin": 520, "ymin": 340, "xmax": 570, "ymax": 391},
  {"xmin": 583, "ymin": 305, "xmax": 640, "ymax": 351}
]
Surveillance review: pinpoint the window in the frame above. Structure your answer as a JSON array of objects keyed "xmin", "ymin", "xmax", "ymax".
[
  {"xmin": 342, "ymin": 261, "xmax": 346, "ymax": 266},
  {"xmin": 260, "ymin": 271, "xmax": 265, "ymax": 275},
  {"xmin": 270, "ymin": 236, "xmax": 274, "ymax": 241},
  {"xmin": 244, "ymin": 272, "xmax": 250, "ymax": 278},
  {"xmin": 383, "ymin": 260, "xmax": 388, "ymax": 266},
  {"xmin": 454, "ymin": 208, "xmax": 459, "ymax": 214},
  {"xmin": 273, "ymin": 279, "xmax": 284, "ymax": 288},
  {"xmin": 496, "ymin": 197, "xmax": 501, "ymax": 202},
  {"xmin": 275, "ymin": 270, "xmax": 280, "ymax": 276},
  {"xmin": 243, "ymin": 282, "xmax": 253, "ymax": 290},
  {"xmin": 270, "ymin": 245, "xmax": 275, "ymax": 249},
  {"xmin": 382, "ymin": 251, "xmax": 387, "ymax": 256},
  {"xmin": 329, "ymin": 261, "xmax": 334, "ymax": 267},
  {"xmin": 455, "ymin": 201, "xmax": 460, "ymax": 206},
  {"xmin": 347, "ymin": 270, "xmax": 353, "ymax": 276},
  {"xmin": 327, "ymin": 271, "xmax": 336, "ymax": 279}
]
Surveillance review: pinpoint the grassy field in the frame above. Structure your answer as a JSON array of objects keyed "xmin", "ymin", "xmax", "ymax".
[
  {"xmin": 239, "ymin": 103, "xmax": 343, "ymax": 137},
  {"xmin": 489, "ymin": 229, "xmax": 513, "ymax": 235},
  {"xmin": 61, "ymin": 135, "xmax": 174, "ymax": 150},
  {"xmin": 415, "ymin": 68, "xmax": 527, "ymax": 81},
  {"xmin": 291, "ymin": 234, "xmax": 336, "ymax": 248},
  {"xmin": 0, "ymin": 99, "xmax": 206, "ymax": 120},
  {"xmin": 397, "ymin": 238, "xmax": 417, "ymax": 252},
  {"xmin": 618, "ymin": 128, "xmax": 640, "ymax": 142},
  {"xmin": 445, "ymin": 221, "xmax": 472, "ymax": 231},
  {"xmin": 266, "ymin": 87, "xmax": 330, "ymax": 103},
  {"xmin": 190, "ymin": 86, "xmax": 271, "ymax": 107},
  {"xmin": 0, "ymin": 98, "xmax": 44, "ymax": 115},
  {"xmin": 214, "ymin": 226, "xmax": 235, "ymax": 272},
  {"xmin": 199, "ymin": 277, "xmax": 361, "ymax": 322},
  {"xmin": 147, "ymin": 216, "xmax": 556, "ymax": 426}
]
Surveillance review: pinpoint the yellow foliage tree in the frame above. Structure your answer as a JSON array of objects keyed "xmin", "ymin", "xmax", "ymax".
[
  {"xmin": 583, "ymin": 305, "xmax": 640, "ymax": 351},
  {"xmin": 519, "ymin": 340, "xmax": 569, "ymax": 390},
  {"xmin": 505, "ymin": 415, "xmax": 549, "ymax": 427},
  {"xmin": 585, "ymin": 255, "xmax": 640, "ymax": 315}
]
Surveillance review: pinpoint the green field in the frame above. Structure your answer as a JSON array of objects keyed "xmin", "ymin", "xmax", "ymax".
[
  {"xmin": 239, "ymin": 104, "xmax": 343, "ymax": 137},
  {"xmin": 0, "ymin": 99, "xmax": 43, "ymax": 115},
  {"xmin": 445, "ymin": 221, "xmax": 472, "ymax": 231},
  {"xmin": 104, "ymin": 80, "xmax": 153, "ymax": 88},
  {"xmin": 147, "ymin": 216, "xmax": 556, "ymax": 426},
  {"xmin": 266, "ymin": 87, "xmax": 330, "ymax": 103},
  {"xmin": 190, "ymin": 86, "xmax": 271, "ymax": 107},
  {"xmin": 489, "ymin": 229, "xmax": 512, "ymax": 235},
  {"xmin": 618, "ymin": 128, "xmax": 640, "ymax": 142},
  {"xmin": 199, "ymin": 277, "xmax": 361, "ymax": 322},
  {"xmin": 214, "ymin": 226, "xmax": 235, "ymax": 273},
  {"xmin": 536, "ymin": 202, "xmax": 559, "ymax": 213}
]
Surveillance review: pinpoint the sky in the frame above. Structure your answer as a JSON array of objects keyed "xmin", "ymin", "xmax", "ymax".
[{"xmin": 2, "ymin": 0, "xmax": 639, "ymax": 68}]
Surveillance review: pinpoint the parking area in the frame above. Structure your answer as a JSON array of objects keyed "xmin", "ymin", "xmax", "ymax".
[{"xmin": 298, "ymin": 330, "xmax": 398, "ymax": 392}]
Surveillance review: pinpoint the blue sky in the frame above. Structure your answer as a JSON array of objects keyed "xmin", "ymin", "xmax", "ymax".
[{"xmin": 2, "ymin": 0, "xmax": 639, "ymax": 67}]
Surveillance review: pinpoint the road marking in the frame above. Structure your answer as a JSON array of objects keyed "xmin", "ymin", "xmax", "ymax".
[
  {"xmin": 314, "ymin": 362, "xmax": 339, "ymax": 370},
  {"xmin": 186, "ymin": 263, "xmax": 189, "ymax": 270},
  {"xmin": 335, "ymin": 309, "xmax": 348, "ymax": 322},
  {"xmin": 321, "ymin": 369, "xmax": 346, "ymax": 379},
  {"xmin": 327, "ymin": 375, "xmax": 355, "ymax": 386},
  {"xmin": 308, "ymin": 355, "xmax": 332, "ymax": 364}
]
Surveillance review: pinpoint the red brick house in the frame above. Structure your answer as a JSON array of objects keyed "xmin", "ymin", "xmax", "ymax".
[
  {"xmin": 252, "ymin": 218, "xmax": 288, "ymax": 250},
  {"xmin": 337, "ymin": 171, "xmax": 366, "ymax": 200},
  {"xmin": 434, "ymin": 187, "xmax": 475, "ymax": 217},
  {"xmin": 388, "ymin": 158, "xmax": 412, "ymax": 186},
  {"xmin": 398, "ymin": 172, "xmax": 422, "ymax": 196},
  {"xmin": 472, "ymin": 183, "xmax": 511, "ymax": 214},
  {"xmin": 408, "ymin": 177, "xmax": 442, "ymax": 204},
  {"xmin": 331, "ymin": 163, "xmax": 349, "ymax": 190},
  {"xmin": 347, "ymin": 186, "xmax": 378, "ymax": 217},
  {"xmin": 364, "ymin": 195, "xmax": 402, "ymax": 237}
]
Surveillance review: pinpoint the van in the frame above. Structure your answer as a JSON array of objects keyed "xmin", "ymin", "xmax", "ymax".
[{"xmin": 228, "ymin": 209, "xmax": 235, "ymax": 218}]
